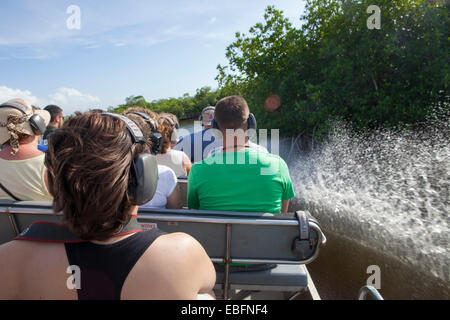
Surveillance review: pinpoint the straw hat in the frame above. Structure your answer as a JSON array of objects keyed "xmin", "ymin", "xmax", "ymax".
[{"xmin": 0, "ymin": 98, "xmax": 50, "ymax": 145}]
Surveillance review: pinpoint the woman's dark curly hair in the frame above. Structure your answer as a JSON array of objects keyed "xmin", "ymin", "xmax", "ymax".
[
  {"xmin": 44, "ymin": 111, "xmax": 151, "ymax": 240},
  {"xmin": 157, "ymin": 113, "xmax": 179, "ymax": 154}
]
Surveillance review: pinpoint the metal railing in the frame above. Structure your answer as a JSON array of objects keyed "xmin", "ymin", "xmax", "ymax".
[{"xmin": 358, "ymin": 286, "xmax": 384, "ymax": 300}]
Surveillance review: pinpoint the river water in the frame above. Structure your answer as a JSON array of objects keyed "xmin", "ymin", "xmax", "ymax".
[{"xmin": 179, "ymin": 117, "xmax": 449, "ymax": 300}]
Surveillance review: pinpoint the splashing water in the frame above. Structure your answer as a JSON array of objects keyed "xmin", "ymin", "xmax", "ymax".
[{"xmin": 289, "ymin": 116, "xmax": 449, "ymax": 283}]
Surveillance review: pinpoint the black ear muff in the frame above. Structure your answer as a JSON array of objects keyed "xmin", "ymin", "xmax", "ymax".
[
  {"xmin": 150, "ymin": 132, "xmax": 163, "ymax": 155},
  {"xmin": 128, "ymin": 112, "xmax": 162, "ymax": 155},
  {"xmin": 102, "ymin": 113, "xmax": 159, "ymax": 205},
  {"xmin": 29, "ymin": 114, "xmax": 47, "ymax": 135},
  {"xmin": 247, "ymin": 113, "xmax": 257, "ymax": 131},
  {"xmin": 129, "ymin": 153, "xmax": 159, "ymax": 205}
]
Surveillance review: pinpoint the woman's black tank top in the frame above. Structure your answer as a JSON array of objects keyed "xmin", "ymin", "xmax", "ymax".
[{"xmin": 64, "ymin": 228, "xmax": 165, "ymax": 300}]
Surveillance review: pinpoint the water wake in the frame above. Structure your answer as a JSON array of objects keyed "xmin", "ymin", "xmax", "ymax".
[{"xmin": 289, "ymin": 115, "xmax": 449, "ymax": 282}]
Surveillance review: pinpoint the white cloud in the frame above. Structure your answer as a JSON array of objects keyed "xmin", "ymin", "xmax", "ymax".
[
  {"xmin": 0, "ymin": 86, "xmax": 102, "ymax": 116},
  {"xmin": 209, "ymin": 17, "xmax": 217, "ymax": 24},
  {"xmin": 0, "ymin": 86, "xmax": 39, "ymax": 105},
  {"xmin": 48, "ymin": 88, "xmax": 102, "ymax": 115}
]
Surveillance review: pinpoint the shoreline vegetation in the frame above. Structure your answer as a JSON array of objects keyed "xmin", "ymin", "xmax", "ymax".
[{"xmin": 107, "ymin": 0, "xmax": 448, "ymax": 151}]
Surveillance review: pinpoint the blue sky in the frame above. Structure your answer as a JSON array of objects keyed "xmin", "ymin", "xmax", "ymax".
[{"xmin": 0, "ymin": 0, "xmax": 306, "ymax": 115}]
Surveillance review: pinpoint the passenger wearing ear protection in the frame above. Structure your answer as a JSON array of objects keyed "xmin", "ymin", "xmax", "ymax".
[
  {"xmin": 188, "ymin": 95, "xmax": 295, "ymax": 214},
  {"xmin": 123, "ymin": 108, "xmax": 181, "ymax": 209},
  {"xmin": 174, "ymin": 106, "xmax": 222, "ymax": 163},
  {"xmin": 156, "ymin": 113, "xmax": 192, "ymax": 177},
  {"xmin": 206, "ymin": 104, "xmax": 269, "ymax": 157},
  {"xmin": 0, "ymin": 111, "xmax": 216, "ymax": 300},
  {"xmin": 0, "ymin": 98, "xmax": 53, "ymax": 201},
  {"xmin": 43, "ymin": 104, "xmax": 64, "ymax": 140}
]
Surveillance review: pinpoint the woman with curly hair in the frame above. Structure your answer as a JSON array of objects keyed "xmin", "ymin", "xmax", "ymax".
[{"xmin": 156, "ymin": 113, "xmax": 192, "ymax": 177}]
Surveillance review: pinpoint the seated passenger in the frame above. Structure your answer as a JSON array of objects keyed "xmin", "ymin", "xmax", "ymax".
[
  {"xmin": 156, "ymin": 113, "xmax": 192, "ymax": 177},
  {"xmin": 0, "ymin": 112, "xmax": 215, "ymax": 300},
  {"xmin": 124, "ymin": 108, "xmax": 181, "ymax": 209},
  {"xmin": 188, "ymin": 95, "xmax": 295, "ymax": 214},
  {"xmin": 42, "ymin": 104, "xmax": 64, "ymax": 140},
  {"xmin": 0, "ymin": 99, "xmax": 53, "ymax": 201},
  {"xmin": 174, "ymin": 106, "xmax": 222, "ymax": 163}
]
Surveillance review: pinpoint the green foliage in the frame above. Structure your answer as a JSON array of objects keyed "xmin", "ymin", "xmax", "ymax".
[
  {"xmin": 108, "ymin": 87, "xmax": 227, "ymax": 119},
  {"xmin": 216, "ymin": 1, "xmax": 449, "ymax": 145}
]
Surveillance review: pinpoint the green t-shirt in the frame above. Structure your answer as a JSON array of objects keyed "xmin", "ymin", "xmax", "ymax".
[
  {"xmin": 43, "ymin": 126, "xmax": 57, "ymax": 140},
  {"xmin": 188, "ymin": 149, "xmax": 295, "ymax": 214}
]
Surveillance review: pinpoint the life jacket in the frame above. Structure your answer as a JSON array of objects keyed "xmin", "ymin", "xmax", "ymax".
[{"xmin": 14, "ymin": 215, "xmax": 143, "ymax": 243}]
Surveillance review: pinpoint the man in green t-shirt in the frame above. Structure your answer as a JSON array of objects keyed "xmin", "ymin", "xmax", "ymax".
[{"xmin": 188, "ymin": 95, "xmax": 295, "ymax": 214}]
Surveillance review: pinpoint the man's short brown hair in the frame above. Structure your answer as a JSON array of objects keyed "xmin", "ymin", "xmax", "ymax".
[
  {"xmin": 214, "ymin": 96, "xmax": 249, "ymax": 130},
  {"xmin": 44, "ymin": 105, "xmax": 63, "ymax": 122}
]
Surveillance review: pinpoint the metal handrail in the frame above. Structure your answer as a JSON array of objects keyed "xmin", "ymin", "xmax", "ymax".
[
  {"xmin": 358, "ymin": 286, "xmax": 384, "ymax": 300},
  {"xmin": 1, "ymin": 204, "xmax": 326, "ymax": 245}
]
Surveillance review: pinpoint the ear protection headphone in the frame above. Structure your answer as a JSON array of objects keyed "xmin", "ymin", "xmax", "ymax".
[
  {"xmin": 0, "ymin": 103, "xmax": 47, "ymax": 135},
  {"xmin": 211, "ymin": 113, "xmax": 257, "ymax": 131},
  {"xmin": 159, "ymin": 115, "xmax": 179, "ymax": 129},
  {"xmin": 198, "ymin": 106, "xmax": 216, "ymax": 122},
  {"xmin": 102, "ymin": 113, "xmax": 159, "ymax": 205},
  {"xmin": 158, "ymin": 115, "xmax": 180, "ymax": 142},
  {"xmin": 127, "ymin": 111, "xmax": 163, "ymax": 155}
]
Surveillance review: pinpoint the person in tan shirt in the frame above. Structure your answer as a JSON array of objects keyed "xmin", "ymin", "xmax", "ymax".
[{"xmin": 0, "ymin": 98, "xmax": 52, "ymax": 201}]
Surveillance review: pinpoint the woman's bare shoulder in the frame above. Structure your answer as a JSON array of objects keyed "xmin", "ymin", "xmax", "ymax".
[{"xmin": 122, "ymin": 232, "xmax": 212, "ymax": 299}]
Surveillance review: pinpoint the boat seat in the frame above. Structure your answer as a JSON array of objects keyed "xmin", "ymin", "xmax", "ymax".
[
  {"xmin": 215, "ymin": 264, "xmax": 308, "ymax": 292},
  {"xmin": 0, "ymin": 200, "xmax": 16, "ymax": 245},
  {"xmin": 0, "ymin": 201, "xmax": 61, "ymax": 241},
  {"xmin": 0, "ymin": 200, "xmax": 326, "ymax": 300}
]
